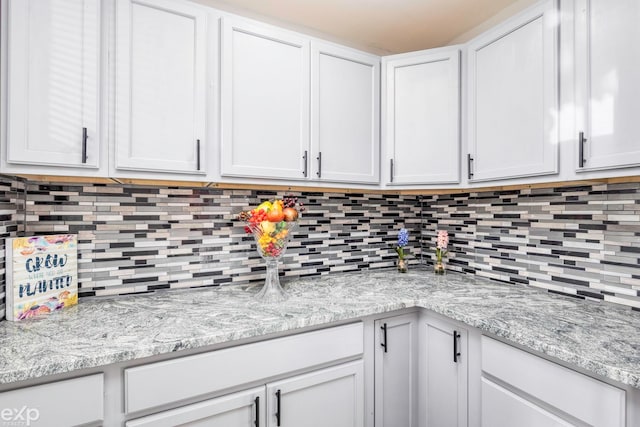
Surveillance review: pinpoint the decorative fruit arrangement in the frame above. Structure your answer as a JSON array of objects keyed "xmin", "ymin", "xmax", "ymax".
[{"xmin": 239, "ymin": 195, "xmax": 304, "ymax": 258}]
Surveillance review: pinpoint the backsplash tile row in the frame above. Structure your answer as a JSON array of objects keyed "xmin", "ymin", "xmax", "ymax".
[
  {"xmin": 24, "ymin": 183, "xmax": 422, "ymax": 300},
  {"xmin": 0, "ymin": 176, "xmax": 25, "ymax": 320},
  {"xmin": 422, "ymin": 183, "xmax": 640, "ymax": 310},
  {"xmin": 1, "ymin": 178, "xmax": 640, "ymax": 321}
]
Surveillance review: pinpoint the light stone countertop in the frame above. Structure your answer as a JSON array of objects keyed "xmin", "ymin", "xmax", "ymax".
[{"xmin": 1, "ymin": 269, "xmax": 639, "ymax": 389}]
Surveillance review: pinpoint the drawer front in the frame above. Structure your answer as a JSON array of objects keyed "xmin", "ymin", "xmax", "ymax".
[
  {"xmin": 0, "ymin": 374, "xmax": 103, "ymax": 427},
  {"xmin": 482, "ymin": 336, "xmax": 625, "ymax": 427},
  {"xmin": 125, "ymin": 322, "xmax": 364, "ymax": 413}
]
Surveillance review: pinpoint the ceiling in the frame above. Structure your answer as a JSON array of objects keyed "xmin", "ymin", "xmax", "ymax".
[{"xmin": 195, "ymin": 0, "xmax": 537, "ymax": 54}]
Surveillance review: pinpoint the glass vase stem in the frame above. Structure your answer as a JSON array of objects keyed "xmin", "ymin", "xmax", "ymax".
[{"xmin": 255, "ymin": 259, "xmax": 288, "ymax": 302}]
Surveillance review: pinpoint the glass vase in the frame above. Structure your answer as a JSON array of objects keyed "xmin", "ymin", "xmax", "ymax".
[
  {"xmin": 397, "ymin": 258, "xmax": 408, "ymax": 273},
  {"xmin": 434, "ymin": 261, "xmax": 446, "ymax": 275},
  {"xmin": 248, "ymin": 220, "xmax": 297, "ymax": 303}
]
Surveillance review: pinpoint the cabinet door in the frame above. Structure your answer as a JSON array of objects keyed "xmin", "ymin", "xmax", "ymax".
[
  {"xmin": 266, "ymin": 361, "xmax": 364, "ymax": 427},
  {"xmin": 575, "ymin": 0, "xmax": 640, "ymax": 170},
  {"xmin": 126, "ymin": 387, "xmax": 265, "ymax": 427},
  {"xmin": 423, "ymin": 316, "xmax": 467, "ymax": 427},
  {"xmin": 115, "ymin": 0, "xmax": 207, "ymax": 174},
  {"xmin": 467, "ymin": 0, "xmax": 558, "ymax": 182},
  {"xmin": 374, "ymin": 313, "xmax": 418, "ymax": 427},
  {"xmin": 384, "ymin": 48, "xmax": 460, "ymax": 185},
  {"xmin": 311, "ymin": 42, "xmax": 380, "ymax": 184},
  {"xmin": 481, "ymin": 378, "xmax": 572, "ymax": 427},
  {"xmin": 5, "ymin": 0, "xmax": 100, "ymax": 168},
  {"xmin": 221, "ymin": 18, "xmax": 309, "ymax": 180}
]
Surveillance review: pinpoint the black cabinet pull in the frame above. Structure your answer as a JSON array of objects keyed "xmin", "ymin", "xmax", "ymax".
[
  {"xmin": 453, "ymin": 330, "xmax": 461, "ymax": 363},
  {"xmin": 381, "ymin": 323, "xmax": 388, "ymax": 353},
  {"xmin": 275, "ymin": 389, "xmax": 281, "ymax": 426},
  {"xmin": 302, "ymin": 151, "xmax": 308, "ymax": 177},
  {"xmin": 467, "ymin": 154, "xmax": 473, "ymax": 179},
  {"xmin": 316, "ymin": 152, "xmax": 322, "ymax": 178},
  {"xmin": 196, "ymin": 139, "xmax": 201, "ymax": 171},
  {"xmin": 82, "ymin": 127, "xmax": 88, "ymax": 164},
  {"xmin": 254, "ymin": 395, "xmax": 260, "ymax": 427},
  {"xmin": 389, "ymin": 159, "xmax": 394, "ymax": 183},
  {"xmin": 579, "ymin": 131, "xmax": 587, "ymax": 168}
]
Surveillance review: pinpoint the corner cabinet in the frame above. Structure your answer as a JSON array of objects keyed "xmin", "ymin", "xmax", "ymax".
[
  {"xmin": 466, "ymin": 0, "xmax": 559, "ymax": 182},
  {"xmin": 383, "ymin": 48, "xmax": 461, "ymax": 185},
  {"xmin": 311, "ymin": 42, "xmax": 380, "ymax": 184},
  {"xmin": 574, "ymin": 0, "xmax": 640, "ymax": 171},
  {"xmin": 2, "ymin": 0, "xmax": 102, "ymax": 170},
  {"xmin": 220, "ymin": 17, "xmax": 310, "ymax": 180},
  {"xmin": 374, "ymin": 313, "xmax": 419, "ymax": 427},
  {"xmin": 114, "ymin": 0, "xmax": 208, "ymax": 175},
  {"xmin": 420, "ymin": 313, "xmax": 468, "ymax": 427}
]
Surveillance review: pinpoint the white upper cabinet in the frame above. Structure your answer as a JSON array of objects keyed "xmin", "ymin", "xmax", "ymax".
[
  {"xmin": 574, "ymin": 0, "xmax": 640, "ymax": 171},
  {"xmin": 220, "ymin": 17, "xmax": 310, "ymax": 180},
  {"xmin": 114, "ymin": 0, "xmax": 207, "ymax": 174},
  {"xmin": 384, "ymin": 48, "xmax": 460, "ymax": 185},
  {"xmin": 4, "ymin": 0, "xmax": 101, "ymax": 169},
  {"xmin": 467, "ymin": 0, "xmax": 559, "ymax": 182},
  {"xmin": 311, "ymin": 42, "xmax": 380, "ymax": 184}
]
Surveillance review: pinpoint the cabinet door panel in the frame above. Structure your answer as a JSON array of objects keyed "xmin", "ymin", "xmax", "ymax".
[
  {"xmin": 126, "ymin": 387, "xmax": 264, "ymax": 427},
  {"xmin": 385, "ymin": 49, "xmax": 460, "ymax": 184},
  {"xmin": 481, "ymin": 378, "xmax": 572, "ymax": 427},
  {"xmin": 6, "ymin": 0, "xmax": 100, "ymax": 168},
  {"xmin": 374, "ymin": 314, "xmax": 418, "ymax": 427},
  {"xmin": 115, "ymin": 0, "xmax": 207, "ymax": 174},
  {"xmin": 312, "ymin": 43, "xmax": 379, "ymax": 184},
  {"xmin": 266, "ymin": 361, "xmax": 364, "ymax": 427},
  {"xmin": 424, "ymin": 317, "xmax": 467, "ymax": 427},
  {"xmin": 221, "ymin": 18, "xmax": 309, "ymax": 180},
  {"xmin": 468, "ymin": 0, "xmax": 558, "ymax": 181},
  {"xmin": 575, "ymin": 0, "xmax": 640, "ymax": 170}
]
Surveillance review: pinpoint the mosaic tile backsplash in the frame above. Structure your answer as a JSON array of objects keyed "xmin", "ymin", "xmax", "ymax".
[
  {"xmin": 0, "ymin": 178, "xmax": 639, "ymax": 321},
  {"xmin": 422, "ymin": 183, "xmax": 640, "ymax": 310}
]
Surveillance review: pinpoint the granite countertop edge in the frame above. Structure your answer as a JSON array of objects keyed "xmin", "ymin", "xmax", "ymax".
[{"xmin": 0, "ymin": 269, "xmax": 639, "ymax": 390}]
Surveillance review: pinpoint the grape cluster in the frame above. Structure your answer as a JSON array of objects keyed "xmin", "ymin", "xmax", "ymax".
[{"xmin": 283, "ymin": 194, "xmax": 305, "ymax": 212}]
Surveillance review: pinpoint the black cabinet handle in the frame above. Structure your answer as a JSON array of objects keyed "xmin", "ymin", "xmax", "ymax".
[
  {"xmin": 381, "ymin": 323, "xmax": 388, "ymax": 353},
  {"xmin": 82, "ymin": 127, "xmax": 88, "ymax": 164},
  {"xmin": 389, "ymin": 159, "xmax": 394, "ymax": 183},
  {"xmin": 302, "ymin": 151, "xmax": 308, "ymax": 177},
  {"xmin": 453, "ymin": 330, "xmax": 461, "ymax": 363},
  {"xmin": 316, "ymin": 152, "xmax": 322, "ymax": 178},
  {"xmin": 196, "ymin": 139, "xmax": 201, "ymax": 171},
  {"xmin": 467, "ymin": 154, "xmax": 473, "ymax": 179},
  {"xmin": 254, "ymin": 396, "xmax": 260, "ymax": 427},
  {"xmin": 275, "ymin": 389, "xmax": 281, "ymax": 426},
  {"xmin": 579, "ymin": 131, "xmax": 587, "ymax": 168}
]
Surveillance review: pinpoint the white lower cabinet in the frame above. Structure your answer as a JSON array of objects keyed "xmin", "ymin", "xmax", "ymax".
[
  {"xmin": 124, "ymin": 323, "xmax": 364, "ymax": 427},
  {"xmin": 266, "ymin": 361, "xmax": 364, "ymax": 427},
  {"xmin": 374, "ymin": 313, "xmax": 419, "ymax": 427},
  {"xmin": 0, "ymin": 374, "xmax": 104, "ymax": 427},
  {"xmin": 126, "ymin": 387, "xmax": 265, "ymax": 427},
  {"xmin": 421, "ymin": 313, "xmax": 468, "ymax": 427},
  {"xmin": 481, "ymin": 336, "xmax": 625, "ymax": 427},
  {"xmin": 481, "ymin": 378, "xmax": 572, "ymax": 427},
  {"xmin": 127, "ymin": 360, "xmax": 364, "ymax": 427}
]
